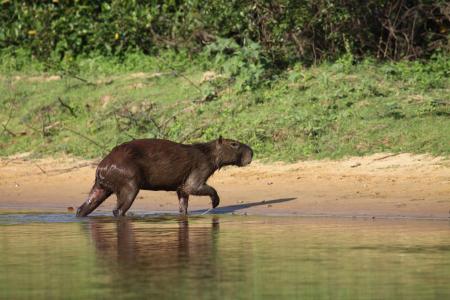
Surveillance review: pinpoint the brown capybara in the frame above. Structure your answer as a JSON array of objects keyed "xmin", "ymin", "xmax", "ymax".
[{"xmin": 76, "ymin": 137, "xmax": 253, "ymax": 217}]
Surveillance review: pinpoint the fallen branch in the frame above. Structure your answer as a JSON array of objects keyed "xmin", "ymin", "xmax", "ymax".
[
  {"xmin": 32, "ymin": 162, "xmax": 47, "ymax": 175},
  {"xmin": 1, "ymin": 106, "xmax": 16, "ymax": 137},
  {"xmin": 69, "ymin": 74, "xmax": 95, "ymax": 86},
  {"xmin": 154, "ymin": 56, "xmax": 202, "ymax": 93},
  {"xmin": 179, "ymin": 124, "xmax": 210, "ymax": 143},
  {"xmin": 63, "ymin": 126, "xmax": 106, "ymax": 150},
  {"xmin": 147, "ymin": 115, "xmax": 163, "ymax": 137},
  {"xmin": 46, "ymin": 162, "xmax": 97, "ymax": 175},
  {"xmin": 1, "ymin": 123, "xmax": 16, "ymax": 137},
  {"xmin": 44, "ymin": 121, "xmax": 61, "ymax": 131},
  {"xmin": 58, "ymin": 97, "xmax": 77, "ymax": 117},
  {"xmin": 372, "ymin": 153, "xmax": 401, "ymax": 161},
  {"xmin": 22, "ymin": 123, "xmax": 40, "ymax": 134},
  {"xmin": 5, "ymin": 161, "xmax": 98, "ymax": 177},
  {"xmin": 42, "ymin": 62, "xmax": 96, "ymax": 86}
]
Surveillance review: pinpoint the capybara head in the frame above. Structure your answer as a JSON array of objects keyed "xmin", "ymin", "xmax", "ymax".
[{"xmin": 214, "ymin": 136, "xmax": 253, "ymax": 167}]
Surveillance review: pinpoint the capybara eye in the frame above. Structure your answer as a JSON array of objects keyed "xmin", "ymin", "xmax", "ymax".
[{"xmin": 230, "ymin": 142, "xmax": 239, "ymax": 148}]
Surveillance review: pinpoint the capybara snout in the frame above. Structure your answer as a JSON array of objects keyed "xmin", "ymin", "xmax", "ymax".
[
  {"xmin": 216, "ymin": 137, "xmax": 253, "ymax": 167},
  {"xmin": 240, "ymin": 145, "xmax": 253, "ymax": 166}
]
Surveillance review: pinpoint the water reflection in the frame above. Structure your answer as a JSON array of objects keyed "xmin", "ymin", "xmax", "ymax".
[
  {"xmin": 1, "ymin": 215, "xmax": 450, "ymax": 299},
  {"xmin": 81, "ymin": 216, "xmax": 450, "ymax": 299},
  {"xmin": 85, "ymin": 217, "xmax": 222, "ymax": 298}
]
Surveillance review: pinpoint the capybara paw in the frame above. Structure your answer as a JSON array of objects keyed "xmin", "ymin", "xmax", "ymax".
[
  {"xmin": 113, "ymin": 209, "xmax": 120, "ymax": 217},
  {"xmin": 76, "ymin": 207, "xmax": 84, "ymax": 217},
  {"xmin": 212, "ymin": 197, "xmax": 220, "ymax": 208}
]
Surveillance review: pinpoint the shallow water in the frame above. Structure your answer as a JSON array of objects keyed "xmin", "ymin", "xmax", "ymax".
[{"xmin": 1, "ymin": 214, "xmax": 450, "ymax": 299}]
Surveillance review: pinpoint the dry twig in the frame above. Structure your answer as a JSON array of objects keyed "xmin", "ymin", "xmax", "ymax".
[{"xmin": 58, "ymin": 97, "xmax": 77, "ymax": 117}]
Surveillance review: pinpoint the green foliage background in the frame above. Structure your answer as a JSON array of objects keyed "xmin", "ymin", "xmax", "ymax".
[
  {"xmin": 1, "ymin": 0, "xmax": 449, "ymax": 63},
  {"xmin": 0, "ymin": 1, "xmax": 449, "ymax": 161}
]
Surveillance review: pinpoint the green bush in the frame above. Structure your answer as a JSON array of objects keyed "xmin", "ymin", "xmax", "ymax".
[{"xmin": 1, "ymin": 0, "xmax": 448, "ymax": 66}]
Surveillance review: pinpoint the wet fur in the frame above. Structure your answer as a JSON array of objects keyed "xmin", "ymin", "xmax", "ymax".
[{"xmin": 76, "ymin": 138, "xmax": 253, "ymax": 217}]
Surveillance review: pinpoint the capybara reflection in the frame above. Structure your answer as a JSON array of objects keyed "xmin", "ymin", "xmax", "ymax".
[
  {"xmin": 87, "ymin": 217, "xmax": 220, "ymax": 268},
  {"xmin": 76, "ymin": 137, "xmax": 253, "ymax": 217}
]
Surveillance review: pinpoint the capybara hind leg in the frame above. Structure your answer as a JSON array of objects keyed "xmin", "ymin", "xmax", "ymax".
[
  {"xmin": 76, "ymin": 185, "xmax": 112, "ymax": 217},
  {"xmin": 177, "ymin": 189, "xmax": 189, "ymax": 215},
  {"xmin": 113, "ymin": 184, "xmax": 139, "ymax": 217}
]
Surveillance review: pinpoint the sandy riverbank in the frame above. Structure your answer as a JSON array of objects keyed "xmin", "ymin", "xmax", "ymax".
[{"xmin": 0, "ymin": 153, "xmax": 449, "ymax": 219}]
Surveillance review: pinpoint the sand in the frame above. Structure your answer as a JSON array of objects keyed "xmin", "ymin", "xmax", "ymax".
[{"xmin": 0, "ymin": 153, "xmax": 449, "ymax": 219}]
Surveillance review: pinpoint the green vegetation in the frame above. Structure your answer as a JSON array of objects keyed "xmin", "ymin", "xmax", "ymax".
[
  {"xmin": 0, "ymin": 1, "xmax": 449, "ymax": 161},
  {"xmin": 1, "ymin": 1, "xmax": 448, "ymax": 62},
  {"xmin": 1, "ymin": 49, "xmax": 449, "ymax": 161}
]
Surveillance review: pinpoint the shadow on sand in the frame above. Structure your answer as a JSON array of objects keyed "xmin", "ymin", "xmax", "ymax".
[{"xmin": 192, "ymin": 197, "xmax": 296, "ymax": 215}]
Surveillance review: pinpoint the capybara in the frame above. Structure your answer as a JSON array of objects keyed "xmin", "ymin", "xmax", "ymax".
[{"xmin": 76, "ymin": 137, "xmax": 253, "ymax": 217}]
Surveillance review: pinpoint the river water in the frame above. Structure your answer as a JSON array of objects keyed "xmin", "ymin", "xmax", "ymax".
[{"xmin": 1, "ymin": 214, "xmax": 449, "ymax": 299}]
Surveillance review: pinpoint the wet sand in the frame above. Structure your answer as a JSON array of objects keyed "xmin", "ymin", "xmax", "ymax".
[{"xmin": 0, "ymin": 153, "xmax": 449, "ymax": 219}]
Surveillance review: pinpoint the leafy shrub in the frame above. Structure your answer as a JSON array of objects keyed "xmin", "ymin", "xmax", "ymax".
[
  {"xmin": 1, "ymin": 0, "xmax": 448, "ymax": 66},
  {"xmin": 383, "ymin": 53, "xmax": 450, "ymax": 90},
  {"xmin": 202, "ymin": 38, "xmax": 266, "ymax": 91}
]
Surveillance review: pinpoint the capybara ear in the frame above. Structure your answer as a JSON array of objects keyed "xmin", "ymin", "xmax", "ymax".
[{"xmin": 218, "ymin": 136, "xmax": 223, "ymax": 144}]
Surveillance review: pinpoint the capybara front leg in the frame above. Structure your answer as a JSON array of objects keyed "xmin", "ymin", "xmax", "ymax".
[
  {"xmin": 76, "ymin": 185, "xmax": 112, "ymax": 217},
  {"xmin": 187, "ymin": 184, "xmax": 220, "ymax": 209},
  {"xmin": 177, "ymin": 189, "xmax": 189, "ymax": 215},
  {"xmin": 113, "ymin": 183, "xmax": 139, "ymax": 217}
]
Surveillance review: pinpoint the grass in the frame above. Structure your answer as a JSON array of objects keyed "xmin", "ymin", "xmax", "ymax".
[{"xmin": 0, "ymin": 51, "xmax": 449, "ymax": 162}]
